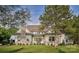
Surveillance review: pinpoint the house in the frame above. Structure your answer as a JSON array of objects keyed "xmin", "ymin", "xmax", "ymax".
[{"xmin": 9, "ymin": 25, "xmax": 67, "ymax": 46}]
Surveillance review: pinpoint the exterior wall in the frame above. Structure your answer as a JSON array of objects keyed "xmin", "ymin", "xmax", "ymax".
[
  {"xmin": 44, "ymin": 35, "xmax": 56, "ymax": 45},
  {"xmin": 32, "ymin": 35, "xmax": 44, "ymax": 45},
  {"xmin": 10, "ymin": 33, "xmax": 67, "ymax": 45},
  {"xmin": 9, "ymin": 35, "xmax": 17, "ymax": 44},
  {"xmin": 54, "ymin": 34, "xmax": 67, "ymax": 45},
  {"xmin": 44, "ymin": 34, "xmax": 67, "ymax": 45},
  {"xmin": 25, "ymin": 35, "xmax": 32, "ymax": 43},
  {"xmin": 11, "ymin": 25, "xmax": 69, "ymax": 46},
  {"xmin": 44, "ymin": 35, "xmax": 50, "ymax": 45},
  {"xmin": 15, "ymin": 35, "xmax": 32, "ymax": 45}
]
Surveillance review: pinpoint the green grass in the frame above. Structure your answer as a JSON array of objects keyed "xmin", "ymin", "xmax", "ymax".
[{"xmin": 0, "ymin": 45, "xmax": 79, "ymax": 53}]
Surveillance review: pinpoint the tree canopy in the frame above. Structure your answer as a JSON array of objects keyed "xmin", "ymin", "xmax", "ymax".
[
  {"xmin": 0, "ymin": 27, "xmax": 17, "ymax": 44},
  {"xmin": 40, "ymin": 5, "xmax": 73, "ymax": 33},
  {"xmin": 39, "ymin": 5, "xmax": 79, "ymax": 44},
  {"xmin": 0, "ymin": 5, "xmax": 31, "ymax": 28},
  {"xmin": 0, "ymin": 5, "xmax": 31, "ymax": 44}
]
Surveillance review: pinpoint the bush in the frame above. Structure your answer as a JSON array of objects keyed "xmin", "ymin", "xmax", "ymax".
[{"xmin": 0, "ymin": 27, "xmax": 17, "ymax": 45}]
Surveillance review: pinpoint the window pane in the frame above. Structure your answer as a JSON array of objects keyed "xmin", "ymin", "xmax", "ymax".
[{"xmin": 52, "ymin": 37, "xmax": 55, "ymax": 41}]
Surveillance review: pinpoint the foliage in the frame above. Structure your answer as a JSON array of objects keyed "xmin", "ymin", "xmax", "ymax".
[
  {"xmin": 0, "ymin": 27, "xmax": 17, "ymax": 45},
  {"xmin": 0, "ymin": 5, "xmax": 31, "ymax": 44},
  {"xmin": 0, "ymin": 5, "xmax": 30, "ymax": 28},
  {"xmin": 40, "ymin": 5, "xmax": 72, "ymax": 32},
  {"xmin": 39, "ymin": 5, "xmax": 79, "ymax": 44}
]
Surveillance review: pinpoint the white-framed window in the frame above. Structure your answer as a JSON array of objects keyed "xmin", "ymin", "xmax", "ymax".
[
  {"xmin": 33, "ymin": 32, "xmax": 37, "ymax": 34},
  {"xmin": 32, "ymin": 32, "xmax": 44, "ymax": 34},
  {"xmin": 49, "ymin": 37, "xmax": 55, "ymax": 41}
]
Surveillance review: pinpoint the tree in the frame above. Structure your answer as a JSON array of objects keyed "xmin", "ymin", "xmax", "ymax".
[
  {"xmin": 72, "ymin": 16, "xmax": 79, "ymax": 44},
  {"xmin": 14, "ymin": 8, "xmax": 30, "ymax": 28},
  {"xmin": 39, "ymin": 5, "xmax": 72, "ymax": 33},
  {"xmin": 0, "ymin": 6, "xmax": 31, "ymax": 44},
  {"xmin": 39, "ymin": 5, "xmax": 79, "ymax": 45},
  {"xmin": 0, "ymin": 5, "xmax": 30, "ymax": 28},
  {"xmin": 0, "ymin": 27, "xmax": 17, "ymax": 45}
]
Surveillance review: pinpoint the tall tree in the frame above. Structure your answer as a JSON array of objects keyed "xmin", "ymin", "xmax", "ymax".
[
  {"xmin": 40, "ymin": 5, "xmax": 79, "ymax": 44},
  {"xmin": 0, "ymin": 5, "xmax": 30, "ymax": 28},
  {"xmin": 72, "ymin": 16, "xmax": 79, "ymax": 44},
  {"xmin": 39, "ymin": 5, "xmax": 73, "ymax": 33}
]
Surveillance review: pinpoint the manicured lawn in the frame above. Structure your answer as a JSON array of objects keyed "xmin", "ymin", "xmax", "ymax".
[{"xmin": 0, "ymin": 45, "xmax": 79, "ymax": 53}]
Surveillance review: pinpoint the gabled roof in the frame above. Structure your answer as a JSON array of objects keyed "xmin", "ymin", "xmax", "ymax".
[
  {"xmin": 16, "ymin": 25, "xmax": 43, "ymax": 34},
  {"xmin": 16, "ymin": 26, "xmax": 31, "ymax": 34},
  {"xmin": 16, "ymin": 25, "xmax": 63, "ymax": 35},
  {"xmin": 26, "ymin": 25, "xmax": 42, "ymax": 32}
]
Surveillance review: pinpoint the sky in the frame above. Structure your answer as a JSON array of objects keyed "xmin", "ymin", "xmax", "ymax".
[
  {"xmin": 70, "ymin": 5, "xmax": 79, "ymax": 16},
  {"xmin": 22, "ymin": 5, "xmax": 79, "ymax": 25},
  {"xmin": 25, "ymin": 5, "xmax": 45, "ymax": 25}
]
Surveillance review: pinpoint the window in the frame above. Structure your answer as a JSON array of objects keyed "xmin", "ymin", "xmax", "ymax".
[
  {"xmin": 39, "ymin": 32, "xmax": 43, "ymax": 34},
  {"xmin": 52, "ymin": 37, "xmax": 55, "ymax": 41},
  {"xmin": 18, "ymin": 40, "xmax": 20, "ymax": 41},
  {"xmin": 12, "ymin": 40, "xmax": 15, "ymax": 42},
  {"xmin": 49, "ymin": 37, "xmax": 55, "ymax": 41},
  {"xmin": 49, "ymin": 38, "xmax": 51, "ymax": 41},
  {"xmin": 33, "ymin": 32, "xmax": 37, "ymax": 34},
  {"xmin": 27, "ymin": 39, "xmax": 29, "ymax": 41}
]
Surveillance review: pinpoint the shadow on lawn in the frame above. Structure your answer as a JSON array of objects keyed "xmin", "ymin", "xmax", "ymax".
[
  {"xmin": 9, "ymin": 48, "xmax": 23, "ymax": 53},
  {"xmin": 58, "ymin": 49, "xmax": 66, "ymax": 53}
]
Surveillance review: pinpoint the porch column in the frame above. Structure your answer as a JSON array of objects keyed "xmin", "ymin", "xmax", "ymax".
[
  {"xmin": 45, "ymin": 35, "xmax": 49, "ymax": 45},
  {"xmin": 32, "ymin": 35, "xmax": 35, "ymax": 44}
]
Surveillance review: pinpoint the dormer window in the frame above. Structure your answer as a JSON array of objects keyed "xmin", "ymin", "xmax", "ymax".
[
  {"xmin": 32, "ymin": 32, "xmax": 44, "ymax": 34},
  {"xmin": 33, "ymin": 32, "xmax": 37, "ymax": 34},
  {"xmin": 39, "ymin": 32, "xmax": 43, "ymax": 34}
]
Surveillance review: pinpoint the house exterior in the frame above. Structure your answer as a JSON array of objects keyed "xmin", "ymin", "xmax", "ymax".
[{"xmin": 10, "ymin": 25, "xmax": 67, "ymax": 46}]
